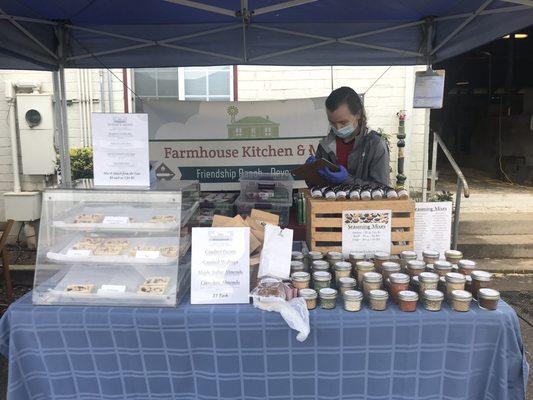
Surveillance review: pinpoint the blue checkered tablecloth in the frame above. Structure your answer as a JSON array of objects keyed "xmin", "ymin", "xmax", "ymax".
[{"xmin": 0, "ymin": 292, "xmax": 528, "ymax": 400}]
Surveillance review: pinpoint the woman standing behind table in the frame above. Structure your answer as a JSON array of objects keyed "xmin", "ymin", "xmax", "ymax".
[{"xmin": 306, "ymin": 86, "xmax": 390, "ymax": 187}]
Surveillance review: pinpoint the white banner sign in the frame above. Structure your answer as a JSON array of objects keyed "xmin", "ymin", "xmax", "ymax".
[
  {"xmin": 191, "ymin": 227, "xmax": 250, "ymax": 304},
  {"xmin": 414, "ymin": 202, "xmax": 452, "ymax": 258},
  {"xmin": 413, "ymin": 70, "xmax": 445, "ymax": 109},
  {"xmin": 140, "ymin": 98, "xmax": 328, "ymax": 190},
  {"xmin": 342, "ymin": 210, "xmax": 392, "ymax": 258},
  {"xmin": 92, "ymin": 113, "xmax": 150, "ymax": 187}
]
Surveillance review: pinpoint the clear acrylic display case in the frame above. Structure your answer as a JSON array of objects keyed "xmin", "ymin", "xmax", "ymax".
[{"xmin": 32, "ymin": 180, "xmax": 199, "ymax": 307}]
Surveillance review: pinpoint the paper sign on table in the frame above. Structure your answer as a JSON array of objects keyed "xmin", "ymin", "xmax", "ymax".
[
  {"xmin": 102, "ymin": 216, "xmax": 131, "ymax": 225},
  {"xmin": 414, "ymin": 202, "xmax": 452, "ymax": 258},
  {"xmin": 342, "ymin": 209, "xmax": 392, "ymax": 258},
  {"xmin": 67, "ymin": 249, "xmax": 91, "ymax": 257},
  {"xmin": 135, "ymin": 250, "xmax": 160, "ymax": 259},
  {"xmin": 191, "ymin": 227, "xmax": 250, "ymax": 304}
]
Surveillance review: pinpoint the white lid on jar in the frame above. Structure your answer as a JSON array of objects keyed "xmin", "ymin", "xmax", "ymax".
[
  {"xmin": 356, "ymin": 261, "xmax": 374, "ymax": 269},
  {"xmin": 451, "ymin": 289, "xmax": 472, "ymax": 301},
  {"xmin": 312, "ymin": 260, "xmax": 329, "ymax": 270},
  {"xmin": 398, "ymin": 290, "xmax": 418, "ymax": 301},
  {"xmin": 327, "ymin": 251, "xmax": 343, "ymax": 259},
  {"xmin": 400, "ymin": 250, "xmax": 417, "ymax": 259},
  {"xmin": 319, "ymin": 287, "xmax": 338, "ymax": 299},
  {"xmin": 299, "ymin": 288, "xmax": 317, "ymax": 299},
  {"xmin": 434, "ymin": 260, "xmax": 453, "ymax": 270},
  {"xmin": 389, "ymin": 273, "xmax": 410, "ymax": 284},
  {"xmin": 313, "ymin": 271, "xmax": 331, "ymax": 281},
  {"xmin": 445, "ymin": 249, "xmax": 463, "ymax": 258},
  {"xmin": 363, "ymin": 272, "xmax": 383, "ymax": 282},
  {"xmin": 369, "ymin": 289, "xmax": 389, "ymax": 300},
  {"xmin": 291, "ymin": 251, "xmax": 304, "ymax": 259},
  {"xmin": 471, "ymin": 270, "xmax": 493, "ymax": 282},
  {"xmin": 334, "ymin": 261, "xmax": 352, "ymax": 271},
  {"xmin": 445, "ymin": 272, "xmax": 466, "ymax": 283},
  {"xmin": 339, "ymin": 277, "xmax": 356, "ymax": 287},
  {"xmin": 374, "ymin": 252, "xmax": 390, "ymax": 260},
  {"xmin": 343, "ymin": 290, "xmax": 363, "ymax": 300},
  {"xmin": 422, "ymin": 249, "xmax": 439, "ymax": 258},
  {"xmin": 291, "ymin": 271, "xmax": 310, "ymax": 281},
  {"xmin": 290, "ymin": 260, "xmax": 305, "ymax": 269},
  {"xmin": 458, "ymin": 259, "xmax": 476, "ymax": 269},
  {"xmin": 419, "ymin": 272, "xmax": 439, "ymax": 282},
  {"xmin": 407, "ymin": 260, "xmax": 426, "ymax": 270},
  {"xmin": 423, "ymin": 289, "xmax": 444, "ymax": 300},
  {"xmin": 478, "ymin": 288, "xmax": 500, "ymax": 300},
  {"xmin": 349, "ymin": 251, "xmax": 366, "ymax": 260},
  {"xmin": 308, "ymin": 251, "xmax": 323, "ymax": 259},
  {"xmin": 382, "ymin": 261, "xmax": 401, "ymax": 271}
]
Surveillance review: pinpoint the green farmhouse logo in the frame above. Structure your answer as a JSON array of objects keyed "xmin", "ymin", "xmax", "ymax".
[{"xmin": 227, "ymin": 106, "xmax": 279, "ymax": 138}]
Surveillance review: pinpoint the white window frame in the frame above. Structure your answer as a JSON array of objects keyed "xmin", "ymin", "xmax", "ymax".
[{"xmin": 180, "ymin": 66, "xmax": 234, "ymax": 101}]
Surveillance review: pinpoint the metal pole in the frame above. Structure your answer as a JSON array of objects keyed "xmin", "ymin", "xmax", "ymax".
[
  {"xmin": 452, "ymin": 177, "xmax": 463, "ymax": 250},
  {"xmin": 430, "ymin": 132, "xmax": 438, "ymax": 196},
  {"xmin": 53, "ymin": 25, "xmax": 72, "ymax": 187}
]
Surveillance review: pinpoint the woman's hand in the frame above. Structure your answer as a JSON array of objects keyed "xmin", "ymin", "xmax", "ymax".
[
  {"xmin": 318, "ymin": 165, "xmax": 348, "ymax": 184},
  {"xmin": 305, "ymin": 155, "xmax": 316, "ymax": 164}
]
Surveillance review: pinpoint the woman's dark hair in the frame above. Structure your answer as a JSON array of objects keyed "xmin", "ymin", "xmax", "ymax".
[{"xmin": 325, "ymin": 86, "xmax": 367, "ymax": 132}]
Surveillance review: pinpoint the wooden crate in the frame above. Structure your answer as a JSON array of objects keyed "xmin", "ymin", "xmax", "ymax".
[{"xmin": 306, "ymin": 197, "xmax": 415, "ymax": 255}]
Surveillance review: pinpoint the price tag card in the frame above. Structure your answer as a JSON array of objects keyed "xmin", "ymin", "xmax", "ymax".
[
  {"xmin": 97, "ymin": 285, "xmax": 127, "ymax": 294},
  {"xmin": 102, "ymin": 216, "xmax": 130, "ymax": 225},
  {"xmin": 135, "ymin": 250, "xmax": 160, "ymax": 259},
  {"xmin": 191, "ymin": 227, "xmax": 250, "ymax": 304},
  {"xmin": 342, "ymin": 209, "xmax": 392, "ymax": 258},
  {"xmin": 66, "ymin": 249, "xmax": 91, "ymax": 257}
]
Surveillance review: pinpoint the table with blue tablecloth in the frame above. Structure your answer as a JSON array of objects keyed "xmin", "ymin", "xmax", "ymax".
[{"xmin": 0, "ymin": 292, "xmax": 528, "ymax": 400}]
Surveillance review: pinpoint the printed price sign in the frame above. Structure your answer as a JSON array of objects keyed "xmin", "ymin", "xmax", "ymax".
[
  {"xmin": 191, "ymin": 227, "xmax": 250, "ymax": 304},
  {"xmin": 342, "ymin": 209, "xmax": 392, "ymax": 258}
]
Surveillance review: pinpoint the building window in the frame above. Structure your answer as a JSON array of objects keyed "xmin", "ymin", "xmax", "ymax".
[{"xmin": 133, "ymin": 66, "xmax": 233, "ymax": 109}]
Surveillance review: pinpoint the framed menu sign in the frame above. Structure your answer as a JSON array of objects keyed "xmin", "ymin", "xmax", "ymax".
[
  {"xmin": 342, "ymin": 209, "xmax": 392, "ymax": 258},
  {"xmin": 92, "ymin": 113, "xmax": 150, "ymax": 187},
  {"xmin": 191, "ymin": 227, "xmax": 250, "ymax": 304}
]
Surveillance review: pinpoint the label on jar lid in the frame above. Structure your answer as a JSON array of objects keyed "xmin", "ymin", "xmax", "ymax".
[
  {"xmin": 419, "ymin": 272, "xmax": 439, "ymax": 282},
  {"xmin": 339, "ymin": 277, "xmax": 356, "ymax": 286},
  {"xmin": 335, "ymin": 261, "xmax": 351, "ymax": 270},
  {"xmin": 434, "ymin": 260, "xmax": 452, "ymax": 269},
  {"xmin": 389, "ymin": 273, "xmax": 410, "ymax": 283},
  {"xmin": 478, "ymin": 288, "xmax": 500, "ymax": 299},
  {"xmin": 445, "ymin": 272, "xmax": 466, "ymax": 282},
  {"xmin": 313, "ymin": 271, "xmax": 331, "ymax": 280},
  {"xmin": 451, "ymin": 289, "xmax": 472, "ymax": 300},
  {"xmin": 471, "ymin": 270, "xmax": 492, "ymax": 281},
  {"xmin": 423, "ymin": 289, "xmax": 444, "ymax": 299},
  {"xmin": 299, "ymin": 288, "xmax": 317, "ymax": 298},
  {"xmin": 369, "ymin": 289, "xmax": 388, "ymax": 299},
  {"xmin": 363, "ymin": 272, "xmax": 382, "ymax": 281},
  {"xmin": 319, "ymin": 288, "xmax": 337, "ymax": 297},
  {"xmin": 458, "ymin": 259, "xmax": 476, "ymax": 268},
  {"xmin": 398, "ymin": 290, "xmax": 418, "ymax": 301}
]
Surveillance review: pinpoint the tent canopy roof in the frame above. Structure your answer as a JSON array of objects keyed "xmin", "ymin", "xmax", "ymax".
[{"xmin": 1, "ymin": 0, "xmax": 532, "ymax": 70}]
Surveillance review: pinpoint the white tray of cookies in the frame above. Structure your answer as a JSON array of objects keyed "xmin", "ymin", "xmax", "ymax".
[
  {"xmin": 47, "ymin": 234, "xmax": 180, "ymax": 265},
  {"xmin": 51, "ymin": 202, "xmax": 198, "ymax": 232}
]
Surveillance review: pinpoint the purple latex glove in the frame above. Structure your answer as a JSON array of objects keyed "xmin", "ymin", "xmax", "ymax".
[
  {"xmin": 305, "ymin": 155, "xmax": 316, "ymax": 164},
  {"xmin": 318, "ymin": 164, "xmax": 348, "ymax": 184}
]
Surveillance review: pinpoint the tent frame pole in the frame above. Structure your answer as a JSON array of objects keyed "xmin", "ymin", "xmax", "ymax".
[{"xmin": 53, "ymin": 25, "xmax": 72, "ymax": 187}]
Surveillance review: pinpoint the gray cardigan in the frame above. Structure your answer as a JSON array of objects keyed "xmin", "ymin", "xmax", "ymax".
[{"xmin": 315, "ymin": 128, "xmax": 390, "ymax": 187}]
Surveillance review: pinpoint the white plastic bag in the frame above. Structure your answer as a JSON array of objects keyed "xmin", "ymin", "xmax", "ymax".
[
  {"xmin": 258, "ymin": 224, "xmax": 293, "ymax": 279},
  {"xmin": 251, "ymin": 278, "xmax": 310, "ymax": 342}
]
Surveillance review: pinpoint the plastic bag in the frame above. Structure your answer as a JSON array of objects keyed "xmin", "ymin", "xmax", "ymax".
[
  {"xmin": 258, "ymin": 224, "xmax": 293, "ymax": 279},
  {"xmin": 251, "ymin": 277, "xmax": 310, "ymax": 342}
]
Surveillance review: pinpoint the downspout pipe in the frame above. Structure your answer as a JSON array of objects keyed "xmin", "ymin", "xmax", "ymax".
[{"xmin": 5, "ymin": 82, "xmax": 21, "ymax": 193}]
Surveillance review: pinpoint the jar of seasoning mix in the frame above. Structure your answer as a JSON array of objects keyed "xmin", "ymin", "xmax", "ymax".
[
  {"xmin": 434, "ymin": 260, "xmax": 453, "ymax": 277},
  {"xmin": 422, "ymin": 290, "xmax": 444, "ymax": 311},
  {"xmin": 319, "ymin": 288, "xmax": 337, "ymax": 309},
  {"xmin": 418, "ymin": 272, "xmax": 439, "ymax": 293},
  {"xmin": 477, "ymin": 288, "xmax": 500, "ymax": 310},
  {"xmin": 355, "ymin": 261, "xmax": 375, "ymax": 283},
  {"xmin": 338, "ymin": 277, "xmax": 356, "ymax": 296},
  {"xmin": 327, "ymin": 251, "xmax": 343, "ymax": 269},
  {"xmin": 343, "ymin": 290, "xmax": 363, "ymax": 312},
  {"xmin": 362, "ymin": 272, "xmax": 383, "ymax": 297},
  {"xmin": 381, "ymin": 261, "xmax": 401, "ymax": 282},
  {"xmin": 373, "ymin": 252, "xmax": 390, "ymax": 273},
  {"xmin": 400, "ymin": 250, "xmax": 417, "ymax": 270},
  {"xmin": 290, "ymin": 261, "xmax": 305, "ymax": 274},
  {"xmin": 291, "ymin": 271, "xmax": 310, "ymax": 290},
  {"xmin": 291, "ymin": 251, "xmax": 304, "ymax": 262},
  {"xmin": 450, "ymin": 290, "xmax": 472, "ymax": 312},
  {"xmin": 299, "ymin": 288, "xmax": 317, "ymax": 310},
  {"xmin": 444, "ymin": 250, "xmax": 463, "ymax": 264},
  {"xmin": 349, "ymin": 251, "xmax": 366, "ymax": 268},
  {"xmin": 368, "ymin": 289, "xmax": 389, "ymax": 311},
  {"xmin": 398, "ymin": 290, "xmax": 418, "ymax": 312},
  {"xmin": 334, "ymin": 261, "xmax": 352, "ymax": 284},
  {"xmin": 308, "ymin": 251, "xmax": 323, "ymax": 262},
  {"xmin": 470, "ymin": 270, "xmax": 493, "ymax": 299},
  {"xmin": 457, "ymin": 259, "xmax": 476, "ymax": 275},
  {"xmin": 406, "ymin": 260, "xmax": 426, "ymax": 277},
  {"xmin": 422, "ymin": 249, "xmax": 440, "ymax": 265},
  {"xmin": 445, "ymin": 272, "xmax": 466, "ymax": 297},
  {"xmin": 313, "ymin": 271, "xmax": 331, "ymax": 291},
  {"xmin": 389, "ymin": 273, "xmax": 410, "ymax": 304},
  {"xmin": 312, "ymin": 260, "xmax": 329, "ymax": 273}
]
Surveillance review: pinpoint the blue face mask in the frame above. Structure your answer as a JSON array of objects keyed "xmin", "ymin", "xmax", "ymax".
[{"xmin": 332, "ymin": 123, "xmax": 355, "ymax": 139}]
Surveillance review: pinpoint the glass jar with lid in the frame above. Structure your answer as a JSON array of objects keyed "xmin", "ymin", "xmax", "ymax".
[
  {"xmin": 434, "ymin": 260, "xmax": 453, "ymax": 277},
  {"xmin": 422, "ymin": 289, "xmax": 444, "ymax": 311},
  {"xmin": 368, "ymin": 289, "xmax": 388, "ymax": 311},
  {"xmin": 457, "ymin": 259, "xmax": 476, "ymax": 275},
  {"xmin": 290, "ymin": 260, "xmax": 306, "ymax": 274},
  {"xmin": 445, "ymin": 272, "xmax": 466, "ymax": 297},
  {"xmin": 355, "ymin": 261, "xmax": 374, "ymax": 283},
  {"xmin": 362, "ymin": 272, "xmax": 382, "ymax": 297},
  {"xmin": 389, "ymin": 273, "xmax": 410, "ymax": 303},
  {"xmin": 373, "ymin": 251, "xmax": 390, "ymax": 273},
  {"xmin": 418, "ymin": 272, "xmax": 439, "ymax": 293},
  {"xmin": 343, "ymin": 290, "xmax": 363, "ymax": 312},
  {"xmin": 349, "ymin": 251, "xmax": 366, "ymax": 268},
  {"xmin": 444, "ymin": 249, "xmax": 463, "ymax": 264},
  {"xmin": 312, "ymin": 271, "xmax": 331, "ymax": 291},
  {"xmin": 291, "ymin": 251, "xmax": 304, "ymax": 262},
  {"xmin": 400, "ymin": 250, "xmax": 417, "ymax": 270},
  {"xmin": 338, "ymin": 277, "xmax": 356, "ymax": 296},
  {"xmin": 477, "ymin": 288, "xmax": 500, "ymax": 310},
  {"xmin": 307, "ymin": 251, "xmax": 323, "ymax": 261},
  {"xmin": 299, "ymin": 288, "xmax": 317, "ymax": 310},
  {"xmin": 319, "ymin": 288, "xmax": 337, "ymax": 309},
  {"xmin": 470, "ymin": 270, "xmax": 493, "ymax": 299},
  {"xmin": 450, "ymin": 289, "xmax": 472, "ymax": 312},
  {"xmin": 422, "ymin": 249, "xmax": 440, "ymax": 265},
  {"xmin": 398, "ymin": 290, "xmax": 418, "ymax": 312},
  {"xmin": 381, "ymin": 261, "xmax": 401, "ymax": 281},
  {"xmin": 291, "ymin": 271, "xmax": 310, "ymax": 290},
  {"xmin": 334, "ymin": 261, "xmax": 352, "ymax": 284},
  {"xmin": 312, "ymin": 260, "xmax": 329, "ymax": 273},
  {"xmin": 326, "ymin": 251, "xmax": 343, "ymax": 269},
  {"xmin": 406, "ymin": 260, "xmax": 426, "ymax": 277}
]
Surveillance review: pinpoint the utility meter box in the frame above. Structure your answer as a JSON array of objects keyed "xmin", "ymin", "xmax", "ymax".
[
  {"xmin": 16, "ymin": 94, "xmax": 56, "ymax": 175},
  {"xmin": 3, "ymin": 191, "xmax": 42, "ymax": 221}
]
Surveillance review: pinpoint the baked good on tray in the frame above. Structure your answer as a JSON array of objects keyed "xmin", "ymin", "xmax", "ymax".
[
  {"xmin": 148, "ymin": 215, "xmax": 177, "ymax": 224},
  {"xmin": 73, "ymin": 214, "xmax": 104, "ymax": 224},
  {"xmin": 72, "ymin": 237, "xmax": 104, "ymax": 250},
  {"xmin": 143, "ymin": 277, "xmax": 169, "ymax": 286},
  {"xmin": 66, "ymin": 284, "xmax": 94, "ymax": 293},
  {"xmin": 159, "ymin": 246, "xmax": 178, "ymax": 258},
  {"xmin": 129, "ymin": 246, "xmax": 159, "ymax": 257},
  {"xmin": 137, "ymin": 285, "xmax": 166, "ymax": 295}
]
